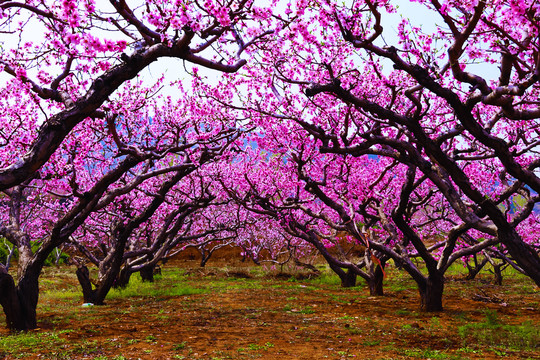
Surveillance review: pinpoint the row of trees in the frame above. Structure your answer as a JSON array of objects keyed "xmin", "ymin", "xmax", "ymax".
[{"xmin": 1, "ymin": 0, "xmax": 540, "ymax": 331}]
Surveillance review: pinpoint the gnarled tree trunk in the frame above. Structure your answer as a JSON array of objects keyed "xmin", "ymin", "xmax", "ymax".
[
  {"xmin": 367, "ymin": 261, "xmax": 385, "ymax": 296},
  {"xmin": 492, "ymin": 263, "xmax": 504, "ymax": 286},
  {"xmin": 76, "ymin": 265, "xmax": 98, "ymax": 304},
  {"xmin": 139, "ymin": 263, "xmax": 158, "ymax": 282},
  {"xmin": 339, "ymin": 268, "xmax": 357, "ymax": 288},
  {"xmin": 497, "ymin": 227, "xmax": 540, "ymax": 287},
  {"xmin": 75, "ymin": 237, "xmax": 127, "ymax": 305},
  {"xmin": 0, "ymin": 266, "xmax": 26, "ymax": 331},
  {"xmin": 114, "ymin": 267, "xmax": 133, "ymax": 288},
  {"xmin": 418, "ymin": 273, "xmax": 444, "ymax": 312},
  {"xmin": 465, "ymin": 255, "xmax": 488, "ymax": 280},
  {"xmin": 76, "ymin": 261, "xmax": 125, "ymax": 305},
  {"xmin": 0, "ymin": 265, "xmax": 40, "ymax": 331}
]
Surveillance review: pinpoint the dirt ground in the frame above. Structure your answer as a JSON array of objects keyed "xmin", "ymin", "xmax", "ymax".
[{"xmin": 0, "ymin": 258, "xmax": 539, "ymax": 359}]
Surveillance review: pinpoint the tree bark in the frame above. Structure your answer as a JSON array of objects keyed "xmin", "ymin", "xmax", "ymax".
[
  {"xmin": 139, "ymin": 264, "xmax": 155, "ymax": 282},
  {"xmin": 199, "ymin": 247, "xmax": 210, "ymax": 267},
  {"xmin": 0, "ymin": 266, "xmax": 25, "ymax": 331},
  {"xmin": 75, "ymin": 258, "xmax": 125, "ymax": 306},
  {"xmin": 339, "ymin": 268, "xmax": 357, "ymax": 288},
  {"xmin": 367, "ymin": 262, "xmax": 385, "ymax": 296},
  {"xmin": 0, "ymin": 265, "xmax": 39, "ymax": 331},
  {"xmin": 496, "ymin": 228, "xmax": 540, "ymax": 287},
  {"xmin": 465, "ymin": 255, "xmax": 488, "ymax": 280},
  {"xmin": 200, "ymin": 255, "xmax": 209, "ymax": 267},
  {"xmin": 492, "ymin": 263, "xmax": 503, "ymax": 286},
  {"xmin": 76, "ymin": 265, "xmax": 98, "ymax": 304},
  {"xmin": 418, "ymin": 273, "xmax": 444, "ymax": 312},
  {"xmin": 114, "ymin": 267, "xmax": 132, "ymax": 288}
]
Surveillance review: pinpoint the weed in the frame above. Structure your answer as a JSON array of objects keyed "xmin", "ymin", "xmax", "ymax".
[
  {"xmin": 452, "ymin": 311, "xmax": 470, "ymax": 322},
  {"xmin": 145, "ymin": 335, "xmax": 157, "ymax": 342},
  {"xmin": 347, "ymin": 327, "xmax": 363, "ymax": 335},
  {"xmin": 483, "ymin": 309, "xmax": 500, "ymax": 325},
  {"xmin": 41, "ymin": 288, "xmax": 81, "ymax": 301},
  {"xmin": 0, "ymin": 330, "xmax": 72, "ymax": 356},
  {"xmin": 429, "ymin": 316, "xmax": 442, "ymax": 330},
  {"xmin": 211, "ymin": 350, "xmax": 234, "ymax": 359},
  {"xmin": 239, "ymin": 342, "xmax": 274, "ymax": 352},
  {"xmin": 458, "ymin": 310, "xmax": 540, "ymax": 350},
  {"xmin": 298, "ymin": 306, "xmax": 315, "ymax": 314},
  {"xmin": 395, "ymin": 309, "xmax": 411, "ymax": 316},
  {"xmin": 108, "ymin": 274, "xmax": 206, "ymax": 298},
  {"xmin": 362, "ymin": 340, "xmax": 381, "ymax": 346},
  {"xmin": 400, "ymin": 348, "xmax": 459, "ymax": 359},
  {"xmin": 306, "ymin": 271, "xmax": 341, "ymax": 286},
  {"xmin": 328, "ymin": 294, "xmax": 350, "ymax": 304},
  {"xmin": 457, "ymin": 346, "xmax": 483, "ymax": 354},
  {"xmin": 173, "ymin": 341, "xmax": 187, "ymax": 350}
]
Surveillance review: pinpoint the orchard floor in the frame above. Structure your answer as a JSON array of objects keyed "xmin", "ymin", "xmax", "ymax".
[{"xmin": 0, "ymin": 261, "xmax": 539, "ymax": 360}]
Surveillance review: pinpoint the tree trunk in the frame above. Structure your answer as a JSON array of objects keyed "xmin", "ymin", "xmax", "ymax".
[
  {"xmin": 498, "ymin": 229, "xmax": 540, "ymax": 287},
  {"xmin": 0, "ymin": 265, "xmax": 39, "ymax": 331},
  {"xmin": 75, "ymin": 260, "xmax": 125, "ymax": 306},
  {"xmin": 139, "ymin": 264, "xmax": 155, "ymax": 282},
  {"xmin": 114, "ymin": 267, "xmax": 132, "ymax": 288},
  {"xmin": 367, "ymin": 262, "xmax": 385, "ymax": 296},
  {"xmin": 0, "ymin": 266, "xmax": 26, "ymax": 331},
  {"xmin": 84, "ymin": 233, "xmax": 129, "ymax": 305},
  {"xmin": 199, "ymin": 247, "xmax": 210, "ymax": 267},
  {"xmin": 492, "ymin": 264, "xmax": 503, "ymax": 286},
  {"xmin": 200, "ymin": 255, "xmax": 209, "ymax": 267},
  {"xmin": 340, "ymin": 269, "xmax": 357, "ymax": 288},
  {"xmin": 465, "ymin": 255, "xmax": 488, "ymax": 280},
  {"xmin": 419, "ymin": 273, "xmax": 444, "ymax": 312},
  {"xmin": 76, "ymin": 265, "xmax": 98, "ymax": 304}
]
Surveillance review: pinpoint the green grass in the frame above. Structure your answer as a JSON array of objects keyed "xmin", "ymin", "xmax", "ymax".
[
  {"xmin": 305, "ymin": 270, "xmax": 342, "ymax": 286},
  {"xmin": 39, "ymin": 267, "xmax": 82, "ymax": 303},
  {"xmin": 108, "ymin": 270, "xmax": 207, "ymax": 298},
  {"xmin": 398, "ymin": 348, "xmax": 461, "ymax": 359},
  {"xmin": 298, "ymin": 306, "xmax": 315, "ymax": 314},
  {"xmin": 172, "ymin": 341, "xmax": 187, "ymax": 350},
  {"xmin": 458, "ymin": 309, "xmax": 540, "ymax": 350},
  {"xmin": 42, "ymin": 288, "xmax": 81, "ymax": 301},
  {"xmin": 0, "ymin": 330, "xmax": 72, "ymax": 357}
]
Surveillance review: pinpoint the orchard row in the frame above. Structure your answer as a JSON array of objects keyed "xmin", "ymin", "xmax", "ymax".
[{"xmin": 0, "ymin": 0, "xmax": 539, "ymax": 331}]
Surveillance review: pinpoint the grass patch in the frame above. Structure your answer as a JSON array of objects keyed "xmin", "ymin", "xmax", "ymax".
[
  {"xmin": 395, "ymin": 309, "xmax": 413, "ymax": 316},
  {"xmin": 305, "ymin": 271, "xmax": 341, "ymax": 286},
  {"xmin": 458, "ymin": 309, "xmax": 540, "ymax": 350},
  {"xmin": 108, "ymin": 270, "xmax": 207, "ymax": 299},
  {"xmin": 384, "ymin": 271, "xmax": 417, "ymax": 292},
  {"xmin": 0, "ymin": 330, "xmax": 72, "ymax": 357},
  {"xmin": 41, "ymin": 288, "xmax": 81, "ymax": 301},
  {"xmin": 399, "ymin": 348, "xmax": 460, "ymax": 359}
]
